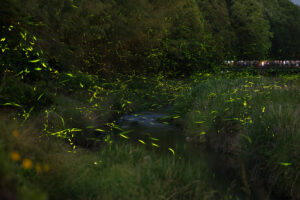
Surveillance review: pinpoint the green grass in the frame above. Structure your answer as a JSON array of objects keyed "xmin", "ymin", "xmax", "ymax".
[
  {"xmin": 0, "ymin": 115, "xmax": 239, "ymax": 200},
  {"xmin": 2, "ymin": 67, "xmax": 300, "ymax": 199},
  {"xmin": 174, "ymin": 72, "xmax": 300, "ymax": 199}
]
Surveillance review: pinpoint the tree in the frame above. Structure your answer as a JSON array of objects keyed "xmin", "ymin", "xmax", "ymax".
[
  {"xmin": 197, "ymin": 0, "xmax": 237, "ymax": 60},
  {"xmin": 230, "ymin": 0, "xmax": 272, "ymax": 59},
  {"xmin": 264, "ymin": 0, "xmax": 300, "ymax": 59}
]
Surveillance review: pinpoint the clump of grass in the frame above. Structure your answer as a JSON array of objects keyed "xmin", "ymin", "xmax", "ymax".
[{"xmin": 244, "ymin": 103, "xmax": 300, "ymax": 199}]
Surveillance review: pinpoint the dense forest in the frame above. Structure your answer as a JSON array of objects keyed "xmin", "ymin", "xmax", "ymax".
[
  {"xmin": 1, "ymin": 0, "xmax": 300, "ymax": 200},
  {"xmin": 1, "ymin": 0, "xmax": 300, "ymax": 76}
]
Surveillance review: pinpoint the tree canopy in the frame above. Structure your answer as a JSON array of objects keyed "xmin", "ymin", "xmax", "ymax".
[{"xmin": 1, "ymin": 0, "xmax": 300, "ymax": 75}]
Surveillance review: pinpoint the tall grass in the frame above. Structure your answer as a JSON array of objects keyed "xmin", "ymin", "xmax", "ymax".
[
  {"xmin": 174, "ymin": 73, "xmax": 300, "ymax": 198},
  {"xmin": 0, "ymin": 115, "xmax": 240, "ymax": 200}
]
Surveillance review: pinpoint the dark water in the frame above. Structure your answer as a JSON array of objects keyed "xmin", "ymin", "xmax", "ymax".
[
  {"xmin": 117, "ymin": 109, "xmax": 187, "ymax": 154},
  {"xmin": 116, "ymin": 107, "xmax": 247, "ymax": 198}
]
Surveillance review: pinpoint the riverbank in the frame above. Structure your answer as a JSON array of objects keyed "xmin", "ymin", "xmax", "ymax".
[
  {"xmin": 173, "ymin": 72, "xmax": 300, "ymax": 199},
  {"xmin": 0, "ymin": 114, "xmax": 240, "ymax": 200},
  {"xmin": 1, "ymin": 71, "xmax": 300, "ymax": 199}
]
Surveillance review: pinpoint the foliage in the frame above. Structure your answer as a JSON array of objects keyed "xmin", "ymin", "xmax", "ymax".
[
  {"xmin": 175, "ymin": 72, "xmax": 300, "ymax": 199},
  {"xmin": 2, "ymin": 0, "xmax": 299, "ymax": 75},
  {"xmin": 231, "ymin": 0, "xmax": 273, "ymax": 59},
  {"xmin": 0, "ymin": 116, "xmax": 239, "ymax": 200},
  {"xmin": 263, "ymin": 0, "xmax": 300, "ymax": 59}
]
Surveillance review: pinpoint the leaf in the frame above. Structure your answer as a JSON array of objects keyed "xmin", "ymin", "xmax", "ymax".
[
  {"xmin": 194, "ymin": 121, "xmax": 205, "ymax": 124},
  {"xmin": 280, "ymin": 162, "xmax": 292, "ymax": 166},
  {"xmin": 152, "ymin": 143, "xmax": 160, "ymax": 148},
  {"xmin": 95, "ymin": 129, "xmax": 105, "ymax": 132},
  {"xmin": 20, "ymin": 32, "xmax": 26, "ymax": 39},
  {"xmin": 29, "ymin": 59, "xmax": 40, "ymax": 63},
  {"xmin": 93, "ymin": 160, "xmax": 102, "ymax": 165},
  {"xmin": 80, "ymin": 83, "xmax": 84, "ymax": 88},
  {"xmin": 138, "ymin": 139, "xmax": 146, "ymax": 144},
  {"xmin": 149, "ymin": 137, "xmax": 160, "ymax": 141},
  {"xmin": 168, "ymin": 148, "xmax": 175, "ymax": 155},
  {"xmin": 172, "ymin": 116, "xmax": 181, "ymax": 119},
  {"xmin": 1, "ymin": 103, "xmax": 22, "ymax": 107},
  {"xmin": 208, "ymin": 92, "xmax": 217, "ymax": 97},
  {"xmin": 37, "ymin": 93, "xmax": 44, "ymax": 101},
  {"xmin": 34, "ymin": 68, "xmax": 42, "ymax": 71},
  {"xmin": 70, "ymin": 128, "xmax": 82, "ymax": 132},
  {"xmin": 42, "ymin": 63, "xmax": 47, "ymax": 68},
  {"xmin": 57, "ymin": 116, "xmax": 65, "ymax": 128},
  {"xmin": 120, "ymin": 134, "xmax": 129, "ymax": 139},
  {"xmin": 112, "ymin": 126, "xmax": 123, "ymax": 131},
  {"xmin": 28, "ymin": 106, "xmax": 34, "ymax": 113}
]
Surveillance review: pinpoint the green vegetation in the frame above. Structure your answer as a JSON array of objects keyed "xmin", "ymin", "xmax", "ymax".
[
  {"xmin": 1, "ymin": 0, "xmax": 300, "ymax": 199},
  {"xmin": 2, "ymin": 0, "xmax": 300, "ymax": 75},
  {"xmin": 1, "ymin": 115, "xmax": 239, "ymax": 200},
  {"xmin": 174, "ymin": 73, "xmax": 300, "ymax": 199}
]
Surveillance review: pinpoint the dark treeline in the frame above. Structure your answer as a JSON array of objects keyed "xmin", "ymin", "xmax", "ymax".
[{"xmin": 1, "ymin": 0, "xmax": 300, "ymax": 75}]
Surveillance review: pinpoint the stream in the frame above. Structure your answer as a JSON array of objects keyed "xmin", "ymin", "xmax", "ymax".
[{"xmin": 116, "ymin": 106, "xmax": 247, "ymax": 198}]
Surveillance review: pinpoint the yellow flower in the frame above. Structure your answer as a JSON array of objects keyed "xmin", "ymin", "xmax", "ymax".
[
  {"xmin": 35, "ymin": 163, "xmax": 43, "ymax": 173},
  {"xmin": 12, "ymin": 130, "xmax": 20, "ymax": 138},
  {"xmin": 43, "ymin": 164, "xmax": 50, "ymax": 172},
  {"xmin": 22, "ymin": 158, "xmax": 33, "ymax": 169},
  {"xmin": 10, "ymin": 151, "xmax": 21, "ymax": 162}
]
